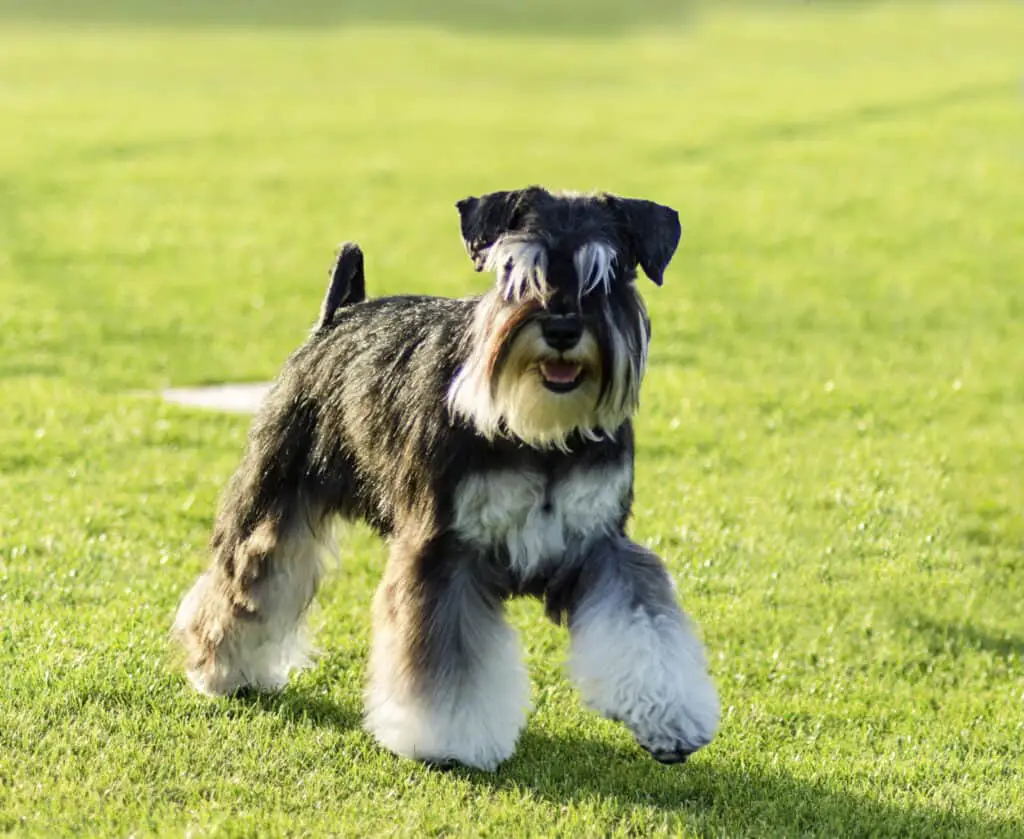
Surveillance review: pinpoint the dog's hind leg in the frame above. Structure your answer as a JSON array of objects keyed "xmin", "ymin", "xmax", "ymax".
[
  {"xmin": 173, "ymin": 391, "xmax": 334, "ymax": 696},
  {"xmin": 173, "ymin": 506, "xmax": 330, "ymax": 696},
  {"xmin": 364, "ymin": 532, "xmax": 530, "ymax": 771},
  {"xmin": 564, "ymin": 536, "xmax": 719, "ymax": 763}
]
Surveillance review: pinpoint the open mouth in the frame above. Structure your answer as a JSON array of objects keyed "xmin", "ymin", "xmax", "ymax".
[{"xmin": 539, "ymin": 360, "xmax": 584, "ymax": 393}]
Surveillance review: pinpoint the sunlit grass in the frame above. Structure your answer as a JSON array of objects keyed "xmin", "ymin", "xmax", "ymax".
[{"xmin": 1, "ymin": 2, "xmax": 1022, "ymax": 836}]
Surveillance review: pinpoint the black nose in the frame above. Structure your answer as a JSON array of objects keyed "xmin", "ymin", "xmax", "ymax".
[{"xmin": 541, "ymin": 315, "xmax": 583, "ymax": 351}]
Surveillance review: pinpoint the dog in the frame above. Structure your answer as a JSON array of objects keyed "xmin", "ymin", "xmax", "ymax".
[{"xmin": 172, "ymin": 186, "xmax": 720, "ymax": 770}]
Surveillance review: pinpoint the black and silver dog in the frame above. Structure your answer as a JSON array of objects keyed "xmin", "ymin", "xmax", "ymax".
[{"xmin": 173, "ymin": 186, "xmax": 719, "ymax": 770}]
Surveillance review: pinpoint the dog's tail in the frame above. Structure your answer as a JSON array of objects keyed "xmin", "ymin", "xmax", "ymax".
[{"xmin": 316, "ymin": 242, "xmax": 366, "ymax": 330}]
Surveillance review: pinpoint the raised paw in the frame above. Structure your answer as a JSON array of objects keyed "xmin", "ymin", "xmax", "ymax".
[
  {"xmin": 633, "ymin": 718, "xmax": 715, "ymax": 764},
  {"xmin": 625, "ymin": 669, "xmax": 720, "ymax": 763},
  {"xmin": 646, "ymin": 747, "xmax": 691, "ymax": 765}
]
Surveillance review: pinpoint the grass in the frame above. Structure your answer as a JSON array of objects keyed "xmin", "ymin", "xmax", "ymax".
[{"xmin": 1, "ymin": 1, "xmax": 1023, "ymax": 835}]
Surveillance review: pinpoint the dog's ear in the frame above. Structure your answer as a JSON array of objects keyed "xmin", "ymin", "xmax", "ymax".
[
  {"xmin": 455, "ymin": 187, "xmax": 542, "ymax": 271},
  {"xmin": 607, "ymin": 196, "xmax": 682, "ymax": 286}
]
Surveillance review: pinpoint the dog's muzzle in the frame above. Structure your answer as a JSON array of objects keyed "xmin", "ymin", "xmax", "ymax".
[{"xmin": 539, "ymin": 315, "xmax": 585, "ymax": 393}]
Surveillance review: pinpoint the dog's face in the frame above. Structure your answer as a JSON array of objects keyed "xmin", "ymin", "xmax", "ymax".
[{"xmin": 448, "ymin": 187, "xmax": 681, "ymax": 449}]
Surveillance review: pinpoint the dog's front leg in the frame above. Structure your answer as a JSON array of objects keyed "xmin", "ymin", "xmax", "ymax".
[
  {"xmin": 364, "ymin": 532, "xmax": 530, "ymax": 771},
  {"xmin": 565, "ymin": 535, "xmax": 719, "ymax": 763}
]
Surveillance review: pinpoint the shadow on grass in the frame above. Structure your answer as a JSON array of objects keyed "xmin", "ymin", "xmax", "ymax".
[
  {"xmin": 233, "ymin": 687, "xmax": 1018, "ymax": 836},
  {"xmin": 908, "ymin": 615, "xmax": 1024, "ymax": 662},
  {"xmin": 0, "ymin": 0, "xmax": 694, "ymax": 35},
  {"xmin": 486, "ymin": 729, "xmax": 1019, "ymax": 837},
  {"xmin": 233, "ymin": 688, "xmax": 363, "ymax": 731}
]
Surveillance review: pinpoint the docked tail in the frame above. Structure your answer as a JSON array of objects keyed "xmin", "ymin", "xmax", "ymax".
[{"xmin": 316, "ymin": 242, "xmax": 366, "ymax": 330}]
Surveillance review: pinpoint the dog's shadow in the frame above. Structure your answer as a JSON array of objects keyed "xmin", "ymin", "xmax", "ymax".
[
  {"xmin": 481, "ymin": 729, "xmax": 1015, "ymax": 836},
  {"xmin": 241, "ymin": 691, "xmax": 1016, "ymax": 837},
  {"xmin": 234, "ymin": 688, "xmax": 363, "ymax": 732}
]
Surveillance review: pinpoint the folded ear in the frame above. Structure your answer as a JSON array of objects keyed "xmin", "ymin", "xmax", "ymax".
[
  {"xmin": 455, "ymin": 187, "xmax": 544, "ymax": 270},
  {"xmin": 607, "ymin": 196, "xmax": 682, "ymax": 286}
]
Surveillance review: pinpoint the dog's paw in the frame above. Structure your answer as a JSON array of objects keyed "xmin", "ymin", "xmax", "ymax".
[
  {"xmin": 626, "ymin": 670, "xmax": 720, "ymax": 763},
  {"xmin": 364, "ymin": 692, "xmax": 524, "ymax": 772},
  {"xmin": 645, "ymin": 746, "xmax": 691, "ymax": 765},
  {"xmin": 632, "ymin": 713, "xmax": 716, "ymax": 763},
  {"xmin": 183, "ymin": 661, "xmax": 288, "ymax": 698},
  {"xmin": 635, "ymin": 726, "xmax": 708, "ymax": 765}
]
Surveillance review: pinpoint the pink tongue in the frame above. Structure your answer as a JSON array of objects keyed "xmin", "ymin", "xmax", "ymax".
[{"xmin": 541, "ymin": 362, "xmax": 581, "ymax": 383}]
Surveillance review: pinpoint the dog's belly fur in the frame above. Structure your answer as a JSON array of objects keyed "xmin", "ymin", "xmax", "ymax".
[{"xmin": 453, "ymin": 464, "xmax": 632, "ymax": 583}]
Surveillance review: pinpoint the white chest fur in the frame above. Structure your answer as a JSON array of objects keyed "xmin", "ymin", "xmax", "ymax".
[{"xmin": 452, "ymin": 463, "xmax": 632, "ymax": 578}]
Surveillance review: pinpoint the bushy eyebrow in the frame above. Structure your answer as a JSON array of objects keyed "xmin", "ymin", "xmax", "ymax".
[
  {"xmin": 484, "ymin": 237, "xmax": 619, "ymax": 303},
  {"xmin": 574, "ymin": 242, "xmax": 617, "ymax": 300}
]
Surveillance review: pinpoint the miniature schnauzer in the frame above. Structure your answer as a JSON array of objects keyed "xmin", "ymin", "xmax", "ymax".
[{"xmin": 173, "ymin": 186, "xmax": 719, "ymax": 770}]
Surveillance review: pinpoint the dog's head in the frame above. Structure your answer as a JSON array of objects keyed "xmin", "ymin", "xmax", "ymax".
[{"xmin": 448, "ymin": 186, "xmax": 681, "ymax": 449}]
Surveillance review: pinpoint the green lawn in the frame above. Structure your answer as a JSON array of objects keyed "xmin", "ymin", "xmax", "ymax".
[{"xmin": 2, "ymin": 1, "xmax": 1023, "ymax": 836}]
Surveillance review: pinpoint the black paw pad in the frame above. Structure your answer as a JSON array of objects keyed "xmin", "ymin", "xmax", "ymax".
[
  {"xmin": 423, "ymin": 758, "xmax": 459, "ymax": 772},
  {"xmin": 647, "ymin": 747, "xmax": 692, "ymax": 765}
]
